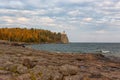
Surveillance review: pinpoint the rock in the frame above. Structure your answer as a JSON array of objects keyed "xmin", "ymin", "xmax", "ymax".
[
  {"xmin": 4, "ymin": 62, "xmax": 17, "ymax": 73},
  {"xmin": 30, "ymin": 65, "xmax": 52, "ymax": 80},
  {"xmin": 16, "ymin": 54, "xmax": 22, "ymax": 57},
  {"xmin": 89, "ymin": 73, "xmax": 103, "ymax": 78},
  {"xmin": 59, "ymin": 64, "xmax": 79, "ymax": 76},
  {"xmin": 10, "ymin": 42, "xmax": 24, "ymax": 47},
  {"xmin": 17, "ymin": 73, "xmax": 31, "ymax": 80},
  {"xmin": 0, "ymin": 75, "xmax": 15, "ymax": 80},
  {"xmin": 63, "ymin": 75, "xmax": 81, "ymax": 80},
  {"xmin": 16, "ymin": 65, "xmax": 28, "ymax": 74},
  {"xmin": 3, "ymin": 62, "xmax": 28, "ymax": 74},
  {"xmin": 31, "ymin": 65, "xmax": 63, "ymax": 80},
  {"xmin": 22, "ymin": 58, "xmax": 36, "ymax": 68},
  {"xmin": 84, "ymin": 54, "xmax": 109, "ymax": 61},
  {"xmin": 0, "ymin": 70, "xmax": 15, "ymax": 80},
  {"xmin": 0, "ymin": 70, "xmax": 11, "ymax": 75},
  {"xmin": 52, "ymin": 72, "xmax": 63, "ymax": 80}
]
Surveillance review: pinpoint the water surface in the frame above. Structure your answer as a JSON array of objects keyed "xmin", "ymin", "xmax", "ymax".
[{"xmin": 30, "ymin": 43, "xmax": 120, "ymax": 57}]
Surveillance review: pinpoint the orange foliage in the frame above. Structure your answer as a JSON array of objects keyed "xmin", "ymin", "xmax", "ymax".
[{"xmin": 0, "ymin": 28, "xmax": 62, "ymax": 43}]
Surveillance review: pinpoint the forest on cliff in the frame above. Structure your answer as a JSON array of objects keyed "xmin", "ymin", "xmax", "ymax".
[{"xmin": 0, "ymin": 28, "xmax": 62, "ymax": 43}]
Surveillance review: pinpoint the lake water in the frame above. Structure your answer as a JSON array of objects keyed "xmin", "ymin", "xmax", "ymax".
[{"xmin": 30, "ymin": 43, "xmax": 120, "ymax": 57}]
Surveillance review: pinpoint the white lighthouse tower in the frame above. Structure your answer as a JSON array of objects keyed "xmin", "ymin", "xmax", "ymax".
[
  {"xmin": 62, "ymin": 31, "xmax": 66, "ymax": 35},
  {"xmin": 61, "ymin": 31, "xmax": 69, "ymax": 43}
]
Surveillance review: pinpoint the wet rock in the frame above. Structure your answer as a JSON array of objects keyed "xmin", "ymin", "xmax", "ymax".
[
  {"xmin": 10, "ymin": 42, "xmax": 24, "ymax": 47},
  {"xmin": 84, "ymin": 54, "xmax": 108, "ymax": 61},
  {"xmin": 101, "ymin": 64, "xmax": 120, "ymax": 72}
]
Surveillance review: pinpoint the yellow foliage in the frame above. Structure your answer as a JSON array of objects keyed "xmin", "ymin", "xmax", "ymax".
[{"xmin": 0, "ymin": 28, "xmax": 62, "ymax": 43}]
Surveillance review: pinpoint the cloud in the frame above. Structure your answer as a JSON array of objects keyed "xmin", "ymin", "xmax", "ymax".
[
  {"xmin": 0, "ymin": 0, "xmax": 120, "ymax": 42},
  {"xmin": 0, "ymin": 9, "xmax": 47, "ymax": 17},
  {"xmin": 59, "ymin": 0, "xmax": 95, "ymax": 3},
  {"xmin": 39, "ymin": 17, "xmax": 54, "ymax": 23},
  {"xmin": 83, "ymin": 18, "xmax": 93, "ymax": 22},
  {"xmin": 1, "ymin": 16, "xmax": 29, "ymax": 24},
  {"xmin": 9, "ymin": 1, "xmax": 25, "ymax": 9},
  {"xmin": 114, "ymin": 1, "xmax": 120, "ymax": 9},
  {"xmin": 98, "ymin": 0, "xmax": 114, "ymax": 7},
  {"xmin": 1, "ymin": 16, "xmax": 14, "ymax": 23},
  {"xmin": 95, "ymin": 30, "xmax": 107, "ymax": 34},
  {"xmin": 0, "ymin": 0, "xmax": 25, "ymax": 9},
  {"xmin": 17, "ymin": 17, "xmax": 29, "ymax": 22},
  {"xmin": 67, "ymin": 10, "xmax": 82, "ymax": 16}
]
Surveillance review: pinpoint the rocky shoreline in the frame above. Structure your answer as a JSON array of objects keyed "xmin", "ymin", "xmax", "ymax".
[{"xmin": 0, "ymin": 42, "xmax": 120, "ymax": 80}]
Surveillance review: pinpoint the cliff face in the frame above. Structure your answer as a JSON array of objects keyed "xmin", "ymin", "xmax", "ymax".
[{"xmin": 61, "ymin": 34, "xmax": 69, "ymax": 44}]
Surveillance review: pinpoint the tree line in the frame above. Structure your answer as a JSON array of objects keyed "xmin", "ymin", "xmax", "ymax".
[{"xmin": 0, "ymin": 28, "xmax": 62, "ymax": 43}]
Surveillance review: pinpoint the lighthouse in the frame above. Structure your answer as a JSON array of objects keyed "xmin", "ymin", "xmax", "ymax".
[
  {"xmin": 62, "ymin": 31, "xmax": 66, "ymax": 34},
  {"xmin": 61, "ymin": 31, "xmax": 69, "ymax": 44}
]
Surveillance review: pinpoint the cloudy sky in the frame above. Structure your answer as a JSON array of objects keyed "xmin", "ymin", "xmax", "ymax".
[{"xmin": 0, "ymin": 0, "xmax": 120, "ymax": 42}]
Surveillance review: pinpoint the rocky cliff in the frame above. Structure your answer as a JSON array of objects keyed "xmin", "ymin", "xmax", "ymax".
[{"xmin": 61, "ymin": 32, "xmax": 69, "ymax": 44}]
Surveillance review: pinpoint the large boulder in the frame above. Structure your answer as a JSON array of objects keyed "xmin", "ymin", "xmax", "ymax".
[{"xmin": 59, "ymin": 64, "xmax": 79, "ymax": 76}]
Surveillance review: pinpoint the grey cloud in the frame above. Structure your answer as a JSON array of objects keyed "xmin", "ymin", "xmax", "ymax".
[
  {"xmin": 0, "ymin": 0, "xmax": 25, "ymax": 9},
  {"xmin": 0, "ymin": 0, "xmax": 120, "ymax": 42}
]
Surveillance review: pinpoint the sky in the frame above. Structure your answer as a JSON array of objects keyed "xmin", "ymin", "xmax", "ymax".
[{"xmin": 0, "ymin": 0, "xmax": 120, "ymax": 42}]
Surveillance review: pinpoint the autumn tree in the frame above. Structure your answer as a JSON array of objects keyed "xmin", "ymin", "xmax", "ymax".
[{"xmin": 0, "ymin": 27, "xmax": 62, "ymax": 43}]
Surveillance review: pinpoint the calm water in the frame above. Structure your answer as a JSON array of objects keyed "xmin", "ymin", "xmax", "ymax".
[{"xmin": 30, "ymin": 43, "xmax": 120, "ymax": 57}]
